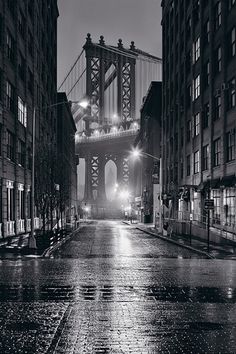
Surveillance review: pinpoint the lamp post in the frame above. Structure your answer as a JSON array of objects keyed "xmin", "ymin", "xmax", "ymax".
[
  {"xmin": 28, "ymin": 99, "xmax": 81, "ymax": 250},
  {"xmin": 130, "ymin": 148, "xmax": 163, "ymax": 233}
]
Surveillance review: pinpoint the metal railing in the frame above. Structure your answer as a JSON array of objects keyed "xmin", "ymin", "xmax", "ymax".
[
  {"xmin": 26, "ymin": 219, "xmax": 31, "ymax": 232},
  {"xmin": 6, "ymin": 221, "xmax": 15, "ymax": 236},
  {"xmin": 34, "ymin": 217, "xmax": 40, "ymax": 229},
  {"xmin": 166, "ymin": 212, "xmax": 236, "ymax": 242},
  {"xmin": 17, "ymin": 219, "xmax": 25, "ymax": 234}
]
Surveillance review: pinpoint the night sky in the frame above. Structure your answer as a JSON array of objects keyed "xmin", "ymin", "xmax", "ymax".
[{"xmin": 57, "ymin": 0, "xmax": 162, "ymax": 86}]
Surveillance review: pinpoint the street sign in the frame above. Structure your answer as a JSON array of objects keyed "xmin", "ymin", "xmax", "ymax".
[{"xmin": 204, "ymin": 199, "xmax": 214, "ymax": 210}]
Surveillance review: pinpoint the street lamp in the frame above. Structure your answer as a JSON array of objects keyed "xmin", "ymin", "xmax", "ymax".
[
  {"xmin": 130, "ymin": 148, "xmax": 163, "ymax": 233},
  {"xmin": 28, "ymin": 99, "xmax": 81, "ymax": 250}
]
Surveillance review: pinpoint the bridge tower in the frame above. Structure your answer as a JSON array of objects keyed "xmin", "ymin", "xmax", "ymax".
[{"xmin": 82, "ymin": 34, "xmax": 137, "ymax": 213}]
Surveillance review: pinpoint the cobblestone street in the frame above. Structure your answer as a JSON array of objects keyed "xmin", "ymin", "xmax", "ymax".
[{"xmin": 0, "ymin": 220, "xmax": 236, "ymax": 353}]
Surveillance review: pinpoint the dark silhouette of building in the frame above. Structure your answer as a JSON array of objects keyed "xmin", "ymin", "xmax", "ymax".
[
  {"xmin": 162, "ymin": 0, "xmax": 236, "ymax": 233},
  {"xmin": 57, "ymin": 92, "xmax": 78, "ymax": 226},
  {"xmin": 134, "ymin": 81, "xmax": 162, "ymax": 223},
  {"xmin": 0, "ymin": 1, "xmax": 59, "ymax": 238}
]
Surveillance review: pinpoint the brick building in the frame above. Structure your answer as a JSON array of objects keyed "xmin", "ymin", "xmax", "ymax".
[
  {"xmin": 162, "ymin": 0, "xmax": 236, "ymax": 234},
  {"xmin": 0, "ymin": 0, "xmax": 59, "ymax": 239},
  {"xmin": 57, "ymin": 92, "xmax": 78, "ymax": 226}
]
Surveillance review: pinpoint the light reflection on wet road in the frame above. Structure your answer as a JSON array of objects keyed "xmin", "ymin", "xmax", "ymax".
[{"xmin": 0, "ymin": 220, "xmax": 236, "ymax": 353}]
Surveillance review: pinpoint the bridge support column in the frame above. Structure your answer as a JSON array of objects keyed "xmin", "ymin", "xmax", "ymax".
[
  {"xmin": 116, "ymin": 155, "xmax": 130, "ymax": 190},
  {"xmin": 84, "ymin": 153, "xmax": 93, "ymax": 202},
  {"xmin": 97, "ymin": 155, "xmax": 106, "ymax": 201}
]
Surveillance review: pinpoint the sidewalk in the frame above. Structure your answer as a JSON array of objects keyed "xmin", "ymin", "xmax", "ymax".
[
  {"xmin": 0, "ymin": 222, "xmax": 90, "ymax": 259},
  {"xmin": 123, "ymin": 221, "xmax": 236, "ymax": 259}
]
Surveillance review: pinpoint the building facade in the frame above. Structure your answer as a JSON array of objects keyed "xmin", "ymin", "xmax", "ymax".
[
  {"xmin": 57, "ymin": 92, "xmax": 78, "ymax": 227},
  {"xmin": 162, "ymin": 0, "xmax": 236, "ymax": 234},
  {"xmin": 0, "ymin": 0, "xmax": 59, "ymax": 239},
  {"xmin": 134, "ymin": 82, "xmax": 162, "ymax": 223}
]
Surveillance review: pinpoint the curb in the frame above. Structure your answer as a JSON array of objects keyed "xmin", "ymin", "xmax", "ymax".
[
  {"xmin": 122, "ymin": 221, "xmax": 214, "ymax": 259},
  {"xmin": 42, "ymin": 227, "xmax": 81, "ymax": 258}
]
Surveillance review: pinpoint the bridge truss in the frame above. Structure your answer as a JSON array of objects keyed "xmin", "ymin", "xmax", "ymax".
[{"xmin": 58, "ymin": 34, "xmax": 162, "ymax": 217}]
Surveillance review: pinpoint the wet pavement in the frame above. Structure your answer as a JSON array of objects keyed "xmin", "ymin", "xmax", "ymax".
[{"xmin": 0, "ymin": 220, "xmax": 236, "ymax": 353}]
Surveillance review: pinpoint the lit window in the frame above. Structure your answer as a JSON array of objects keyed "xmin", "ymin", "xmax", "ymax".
[
  {"xmin": 228, "ymin": 78, "xmax": 236, "ymax": 109},
  {"xmin": 215, "ymin": 2, "xmax": 221, "ymax": 30},
  {"xmin": 230, "ymin": 28, "xmax": 236, "ymax": 57},
  {"xmin": 212, "ymin": 189, "xmax": 221, "ymax": 223},
  {"xmin": 18, "ymin": 97, "xmax": 27, "ymax": 127},
  {"xmin": 223, "ymin": 188, "xmax": 235, "ymax": 227},
  {"xmin": 6, "ymin": 180, "xmax": 14, "ymax": 222},
  {"xmin": 215, "ymin": 46, "xmax": 222, "ymax": 73},
  {"xmin": 192, "ymin": 37, "xmax": 200, "ymax": 63},
  {"xmin": 193, "ymin": 112, "xmax": 200, "ymax": 137},
  {"xmin": 192, "ymin": 75, "xmax": 200, "ymax": 101},
  {"xmin": 194, "ymin": 150, "xmax": 199, "ymax": 174}
]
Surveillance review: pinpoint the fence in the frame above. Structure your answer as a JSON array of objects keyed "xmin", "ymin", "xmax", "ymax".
[{"xmin": 164, "ymin": 212, "xmax": 236, "ymax": 243}]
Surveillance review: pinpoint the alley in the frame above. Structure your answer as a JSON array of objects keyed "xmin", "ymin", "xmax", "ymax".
[{"xmin": 0, "ymin": 221, "xmax": 236, "ymax": 353}]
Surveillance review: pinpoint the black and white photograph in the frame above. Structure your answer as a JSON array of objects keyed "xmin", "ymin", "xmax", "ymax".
[{"xmin": 0, "ymin": 0, "xmax": 236, "ymax": 353}]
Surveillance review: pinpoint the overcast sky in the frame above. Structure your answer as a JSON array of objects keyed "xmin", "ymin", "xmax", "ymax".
[{"xmin": 57, "ymin": 0, "xmax": 162, "ymax": 86}]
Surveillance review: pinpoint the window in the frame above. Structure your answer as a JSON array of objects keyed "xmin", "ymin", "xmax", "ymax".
[
  {"xmin": 18, "ymin": 184, "xmax": 25, "ymax": 220},
  {"xmin": 204, "ymin": 20, "xmax": 210, "ymax": 44},
  {"xmin": 214, "ymin": 95, "xmax": 221, "ymax": 120},
  {"xmin": 202, "ymin": 145, "xmax": 209, "ymax": 171},
  {"xmin": 6, "ymin": 180, "xmax": 14, "ymax": 221},
  {"xmin": 228, "ymin": 78, "xmax": 236, "ymax": 109},
  {"xmin": 192, "ymin": 75, "xmax": 200, "ymax": 100},
  {"xmin": 192, "ymin": 37, "xmax": 200, "ymax": 63},
  {"xmin": 215, "ymin": 46, "xmax": 222, "ymax": 73},
  {"xmin": 204, "ymin": 61, "xmax": 210, "ymax": 86},
  {"xmin": 226, "ymin": 131, "xmax": 235, "ymax": 162},
  {"xmin": 186, "ymin": 84, "xmax": 191, "ymax": 107},
  {"xmin": 212, "ymin": 189, "xmax": 221, "ymax": 223},
  {"xmin": 18, "ymin": 10, "xmax": 25, "ymax": 37},
  {"xmin": 193, "ymin": 112, "xmax": 200, "ymax": 137},
  {"xmin": 213, "ymin": 138, "xmax": 221, "ymax": 167},
  {"xmin": 18, "ymin": 139, "xmax": 25, "ymax": 167},
  {"xmin": 194, "ymin": 150, "xmax": 199, "ymax": 173},
  {"xmin": 6, "ymin": 30, "xmax": 15, "ymax": 63},
  {"xmin": 203, "ymin": 102, "xmax": 209, "ymax": 129},
  {"xmin": 18, "ymin": 53, "xmax": 26, "ymax": 81},
  {"xmin": 6, "ymin": 81, "xmax": 15, "ymax": 112},
  {"xmin": 18, "ymin": 97, "xmax": 27, "ymax": 127},
  {"xmin": 6, "ymin": 130, "xmax": 15, "ymax": 161},
  {"xmin": 229, "ymin": 28, "xmax": 236, "ymax": 58},
  {"xmin": 228, "ymin": 0, "xmax": 236, "ymax": 10},
  {"xmin": 223, "ymin": 188, "xmax": 235, "ymax": 227},
  {"xmin": 215, "ymin": 2, "xmax": 221, "ymax": 30},
  {"xmin": 186, "ymin": 155, "xmax": 191, "ymax": 176},
  {"xmin": 186, "ymin": 120, "xmax": 191, "ymax": 142}
]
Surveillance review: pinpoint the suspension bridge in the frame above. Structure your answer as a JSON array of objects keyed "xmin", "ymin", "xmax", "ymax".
[{"xmin": 58, "ymin": 34, "xmax": 162, "ymax": 218}]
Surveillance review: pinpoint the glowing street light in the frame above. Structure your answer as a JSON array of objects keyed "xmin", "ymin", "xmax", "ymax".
[
  {"xmin": 78, "ymin": 99, "xmax": 89, "ymax": 109},
  {"xmin": 130, "ymin": 147, "xmax": 163, "ymax": 233}
]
